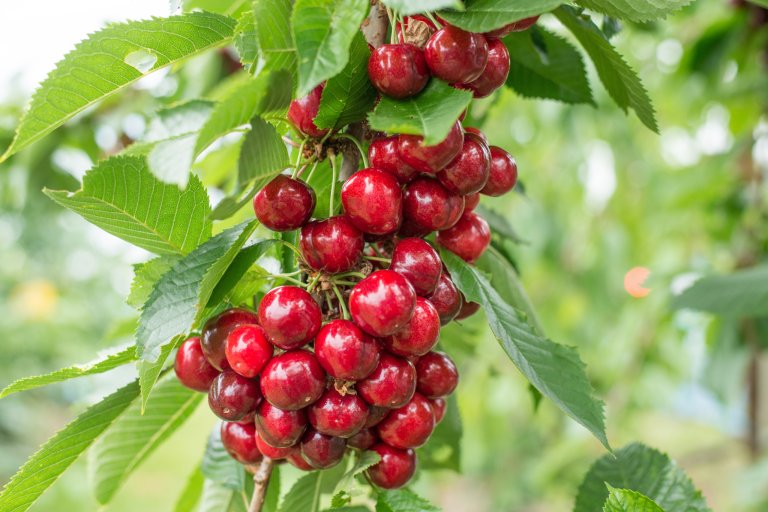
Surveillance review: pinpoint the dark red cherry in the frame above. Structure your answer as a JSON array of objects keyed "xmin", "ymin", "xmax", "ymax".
[
  {"xmin": 369, "ymin": 137, "xmax": 420, "ymax": 184},
  {"xmin": 398, "ymin": 120, "xmax": 464, "ymax": 174},
  {"xmin": 366, "ymin": 443, "xmax": 416, "ymax": 489},
  {"xmin": 225, "ymin": 325, "xmax": 273, "ymax": 378},
  {"xmin": 348, "ymin": 427, "xmax": 378, "ymax": 450},
  {"xmin": 300, "ymin": 216, "xmax": 364, "ymax": 273},
  {"xmin": 365, "ymin": 405, "xmax": 391, "ymax": 428},
  {"xmin": 253, "ymin": 175, "xmax": 316, "ymax": 232},
  {"xmin": 424, "ymin": 25, "xmax": 489, "ymax": 83},
  {"xmin": 456, "ymin": 295, "xmax": 480, "ymax": 320},
  {"xmin": 341, "ymin": 168, "xmax": 403, "ymax": 235},
  {"xmin": 481, "ymin": 146, "xmax": 518, "ymax": 196},
  {"xmin": 463, "ymin": 127, "xmax": 488, "ymax": 144},
  {"xmin": 175, "ymin": 336, "xmax": 220, "ymax": 392},
  {"xmin": 201, "ymin": 308, "xmax": 260, "ymax": 370},
  {"xmin": 437, "ymin": 132, "xmax": 491, "ymax": 195},
  {"xmin": 349, "ymin": 270, "xmax": 416, "ymax": 337},
  {"xmin": 368, "ymin": 44, "xmax": 430, "ymax": 99},
  {"xmin": 398, "ymin": 218, "xmax": 433, "ymax": 239},
  {"xmin": 463, "ymin": 192, "xmax": 480, "ymax": 212},
  {"xmin": 287, "ymin": 83, "xmax": 328, "ymax": 138},
  {"xmin": 221, "ymin": 421, "xmax": 262, "ymax": 464},
  {"xmin": 377, "ymin": 392, "xmax": 435, "ymax": 449},
  {"xmin": 254, "ymin": 401, "xmax": 308, "ymax": 447},
  {"xmin": 357, "ymin": 353, "xmax": 417, "ymax": 408},
  {"xmin": 260, "ymin": 350, "xmax": 326, "ymax": 410},
  {"xmin": 430, "ymin": 397, "xmax": 447, "ymax": 423},
  {"xmin": 464, "ymin": 38, "xmax": 510, "ymax": 98},
  {"xmin": 403, "ymin": 177, "xmax": 465, "ymax": 232},
  {"xmin": 287, "ymin": 448, "xmax": 314, "ymax": 471},
  {"xmin": 208, "ymin": 370, "xmax": 262, "ymax": 421},
  {"xmin": 383, "ymin": 298, "xmax": 441, "ymax": 357},
  {"xmin": 416, "ymin": 351, "xmax": 459, "ymax": 398},
  {"xmin": 389, "ymin": 238, "xmax": 442, "ymax": 296},
  {"xmin": 300, "ymin": 430, "xmax": 346, "ymax": 469},
  {"xmin": 314, "ymin": 319, "xmax": 380, "ymax": 380},
  {"xmin": 258, "ymin": 286, "xmax": 322, "ymax": 350},
  {"xmin": 426, "ymin": 274, "xmax": 462, "ymax": 325},
  {"xmin": 254, "ymin": 430, "xmax": 294, "ymax": 459},
  {"xmin": 484, "ymin": 16, "xmax": 540, "ymax": 38},
  {"xmin": 308, "ymin": 389, "xmax": 369, "ymax": 438},
  {"xmin": 437, "ymin": 211, "xmax": 491, "ymax": 263}
]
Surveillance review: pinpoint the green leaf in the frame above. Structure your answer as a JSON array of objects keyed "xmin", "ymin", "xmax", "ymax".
[
  {"xmin": 574, "ymin": 443, "xmax": 711, "ymax": 512},
  {"xmin": 137, "ymin": 340, "xmax": 179, "ymax": 416},
  {"xmin": 0, "ymin": 346, "xmax": 135, "ymax": 399},
  {"xmin": 198, "ymin": 478, "xmax": 248, "ymax": 512},
  {"xmin": 291, "ymin": 0, "xmax": 370, "ymax": 97},
  {"xmin": 0, "ymin": 381, "xmax": 140, "ymax": 512},
  {"xmin": 503, "ymin": 26, "xmax": 594, "ymax": 105},
  {"xmin": 418, "ymin": 394, "xmax": 462, "ymax": 471},
  {"xmin": 0, "ymin": 12, "xmax": 236, "ymax": 162},
  {"xmin": 554, "ymin": 6, "xmax": 658, "ymax": 133},
  {"xmin": 749, "ymin": 0, "xmax": 768, "ymax": 6},
  {"xmin": 441, "ymin": 251, "xmax": 609, "ymax": 449},
  {"xmin": 315, "ymin": 32, "xmax": 377, "ymax": 130},
  {"xmin": 202, "ymin": 426, "xmax": 247, "ymax": 490},
  {"xmin": 174, "ymin": 467, "xmax": 205, "ymax": 512},
  {"xmin": 249, "ymin": 0, "xmax": 298, "ymax": 78},
  {"xmin": 331, "ymin": 451, "xmax": 381, "ymax": 505},
  {"xmin": 602, "ymin": 486, "xmax": 664, "ymax": 512},
  {"xmin": 238, "ymin": 117, "xmax": 290, "ymax": 186},
  {"xmin": 576, "ymin": 0, "xmax": 694, "ymax": 22},
  {"xmin": 207, "ymin": 239, "xmax": 280, "ymax": 307},
  {"xmin": 474, "ymin": 205, "xmax": 525, "ymax": 245},
  {"xmin": 440, "ymin": 0, "xmax": 562, "ymax": 32},
  {"xmin": 368, "ymin": 79, "xmax": 472, "ymax": 145},
  {"xmin": 381, "ymin": 0, "xmax": 464, "ymax": 15},
  {"xmin": 278, "ymin": 464, "xmax": 347, "ymax": 512},
  {"xmin": 128, "ymin": 256, "xmax": 180, "ymax": 308},
  {"xmin": 375, "ymin": 490, "xmax": 441, "ymax": 512},
  {"xmin": 306, "ymin": 160, "xmax": 341, "ymax": 218},
  {"xmin": 671, "ymin": 266, "xmax": 768, "ymax": 317},
  {"xmin": 44, "ymin": 155, "xmax": 212, "ymax": 256},
  {"xmin": 235, "ymin": 11, "xmax": 259, "ymax": 71},
  {"xmin": 264, "ymin": 465, "xmax": 281, "ymax": 512},
  {"xmin": 89, "ymin": 377, "xmax": 202, "ymax": 504}
]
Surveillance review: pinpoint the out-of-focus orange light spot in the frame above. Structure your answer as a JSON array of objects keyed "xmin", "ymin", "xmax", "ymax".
[
  {"xmin": 10, "ymin": 279, "xmax": 59, "ymax": 321},
  {"xmin": 624, "ymin": 267, "xmax": 651, "ymax": 298}
]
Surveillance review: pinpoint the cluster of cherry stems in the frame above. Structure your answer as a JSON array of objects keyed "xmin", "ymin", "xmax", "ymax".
[{"xmin": 174, "ymin": 12, "xmax": 537, "ymax": 492}]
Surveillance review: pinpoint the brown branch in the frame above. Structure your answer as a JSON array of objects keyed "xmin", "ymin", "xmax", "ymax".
[{"xmin": 247, "ymin": 457, "xmax": 275, "ymax": 512}]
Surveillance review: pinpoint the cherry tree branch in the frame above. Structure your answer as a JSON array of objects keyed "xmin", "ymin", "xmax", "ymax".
[{"xmin": 247, "ymin": 457, "xmax": 275, "ymax": 512}]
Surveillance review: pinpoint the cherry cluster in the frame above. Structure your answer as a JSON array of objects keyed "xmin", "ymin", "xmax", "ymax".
[{"xmin": 174, "ymin": 12, "xmax": 534, "ymax": 492}]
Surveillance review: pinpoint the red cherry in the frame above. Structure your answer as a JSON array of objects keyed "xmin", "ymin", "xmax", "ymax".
[
  {"xmin": 258, "ymin": 286, "xmax": 322, "ymax": 350},
  {"xmin": 225, "ymin": 325, "xmax": 273, "ymax": 378},
  {"xmin": 426, "ymin": 273, "xmax": 463, "ymax": 325},
  {"xmin": 300, "ymin": 430, "xmax": 346, "ymax": 469},
  {"xmin": 357, "ymin": 353, "xmax": 416, "ymax": 408},
  {"xmin": 481, "ymin": 146, "xmax": 518, "ymax": 196},
  {"xmin": 403, "ymin": 177, "xmax": 465, "ymax": 232},
  {"xmin": 377, "ymin": 392, "xmax": 435, "ymax": 449},
  {"xmin": 463, "ymin": 38, "xmax": 510, "ymax": 98},
  {"xmin": 368, "ymin": 44, "xmax": 430, "ymax": 99},
  {"xmin": 348, "ymin": 427, "xmax": 378, "ymax": 450},
  {"xmin": 175, "ymin": 336, "xmax": 220, "ymax": 392},
  {"xmin": 484, "ymin": 16, "xmax": 540, "ymax": 38},
  {"xmin": 398, "ymin": 120, "xmax": 464, "ymax": 174},
  {"xmin": 430, "ymin": 397, "xmax": 447, "ymax": 423},
  {"xmin": 260, "ymin": 350, "xmax": 326, "ymax": 410},
  {"xmin": 456, "ymin": 296, "xmax": 480, "ymax": 320},
  {"xmin": 437, "ymin": 211, "xmax": 491, "ymax": 263},
  {"xmin": 308, "ymin": 388, "xmax": 369, "ymax": 438},
  {"xmin": 254, "ymin": 430, "xmax": 294, "ymax": 459},
  {"xmin": 365, "ymin": 405, "xmax": 391, "ymax": 428},
  {"xmin": 208, "ymin": 370, "xmax": 262, "ymax": 421},
  {"xmin": 254, "ymin": 401, "xmax": 307, "ymax": 447},
  {"xmin": 300, "ymin": 216, "xmax": 364, "ymax": 273},
  {"xmin": 383, "ymin": 298, "xmax": 441, "ymax": 357},
  {"xmin": 201, "ymin": 308, "xmax": 259, "ymax": 370},
  {"xmin": 463, "ymin": 127, "xmax": 488, "ymax": 144},
  {"xmin": 341, "ymin": 168, "xmax": 403, "ymax": 235},
  {"xmin": 424, "ymin": 25, "xmax": 489, "ymax": 83},
  {"xmin": 235, "ymin": 412, "xmax": 256, "ymax": 425},
  {"xmin": 349, "ymin": 270, "xmax": 417, "ymax": 337},
  {"xmin": 221, "ymin": 421, "xmax": 262, "ymax": 465},
  {"xmin": 366, "ymin": 443, "xmax": 416, "ymax": 489},
  {"xmin": 314, "ymin": 319, "xmax": 380, "ymax": 380},
  {"xmin": 463, "ymin": 192, "xmax": 480, "ymax": 212},
  {"xmin": 389, "ymin": 238, "xmax": 442, "ymax": 296},
  {"xmin": 437, "ymin": 132, "xmax": 491, "ymax": 195},
  {"xmin": 416, "ymin": 351, "xmax": 459, "ymax": 398},
  {"xmin": 286, "ymin": 448, "xmax": 314, "ymax": 471},
  {"xmin": 369, "ymin": 137, "xmax": 420, "ymax": 184},
  {"xmin": 287, "ymin": 83, "xmax": 328, "ymax": 138},
  {"xmin": 253, "ymin": 175, "xmax": 316, "ymax": 232}
]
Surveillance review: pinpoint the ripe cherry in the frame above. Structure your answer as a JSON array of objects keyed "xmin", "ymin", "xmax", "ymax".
[
  {"xmin": 308, "ymin": 388, "xmax": 369, "ymax": 438},
  {"xmin": 260, "ymin": 350, "xmax": 326, "ymax": 410},
  {"xmin": 377, "ymin": 392, "xmax": 436, "ymax": 449},
  {"xmin": 349, "ymin": 270, "xmax": 417, "ymax": 337},
  {"xmin": 254, "ymin": 430, "xmax": 294, "ymax": 459},
  {"xmin": 398, "ymin": 218, "xmax": 433, "ymax": 239},
  {"xmin": 383, "ymin": 298, "xmax": 441, "ymax": 357},
  {"xmin": 254, "ymin": 401, "xmax": 308, "ymax": 447},
  {"xmin": 221, "ymin": 421, "xmax": 262, "ymax": 465},
  {"xmin": 300, "ymin": 216, "xmax": 364, "ymax": 273},
  {"xmin": 341, "ymin": 168, "xmax": 403, "ymax": 235},
  {"xmin": 456, "ymin": 296, "xmax": 480, "ymax": 320},
  {"xmin": 253, "ymin": 175, "xmax": 316, "ymax": 232},
  {"xmin": 481, "ymin": 146, "xmax": 518, "ymax": 196},
  {"xmin": 416, "ymin": 351, "xmax": 459, "ymax": 398},
  {"xmin": 287, "ymin": 83, "xmax": 328, "ymax": 138},
  {"xmin": 314, "ymin": 319, "xmax": 380, "ymax": 380},
  {"xmin": 398, "ymin": 120, "xmax": 464, "ymax": 174},
  {"xmin": 287, "ymin": 448, "xmax": 314, "ymax": 471},
  {"xmin": 463, "ymin": 126, "xmax": 488, "ymax": 144},
  {"xmin": 464, "ymin": 38, "xmax": 510, "ymax": 98},
  {"xmin": 365, "ymin": 405, "xmax": 391, "ymax": 428},
  {"xmin": 437, "ymin": 211, "xmax": 491, "ymax": 263},
  {"xmin": 437, "ymin": 132, "xmax": 491, "ymax": 195},
  {"xmin": 258, "ymin": 286, "xmax": 321, "ymax": 350},
  {"xmin": 403, "ymin": 177, "xmax": 465, "ymax": 232},
  {"xmin": 175, "ymin": 336, "xmax": 220, "ymax": 392},
  {"xmin": 208, "ymin": 370, "xmax": 262, "ymax": 421},
  {"xmin": 225, "ymin": 325, "xmax": 273, "ymax": 378},
  {"xmin": 463, "ymin": 191, "xmax": 480, "ymax": 213},
  {"xmin": 300, "ymin": 430, "xmax": 346, "ymax": 469},
  {"xmin": 357, "ymin": 353, "xmax": 417, "ymax": 408},
  {"xmin": 366, "ymin": 443, "xmax": 416, "ymax": 489},
  {"xmin": 368, "ymin": 44, "xmax": 430, "ymax": 99},
  {"xmin": 201, "ymin": 308, "xmax": 260, "ymax": 370},
  {"xmin": 430, "ymin": 397, "xmax": 447, "ymax": 423},
  {"xmin": 389, "ymin": 238, "xmax": 442, "ymax": 296},
  {"xmin": 424, "ymin": 25, "xmax": 489, "ymax": 83},
  {"xmin": 369, "ymin": 137, "xmax": 420, "ymax": 184},
  {"xmin": 426, "ymin": 274, "xmax": 463, "ymax": 325},
  {"xmin": 348, "ymin": 427, "xmax": 378, "ymax": 450},
  {"xmin": 484, "ymin": 16, "xmax": 540, "ymax": 38}
]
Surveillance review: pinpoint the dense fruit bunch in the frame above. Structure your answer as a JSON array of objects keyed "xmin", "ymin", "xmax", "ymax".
[{"xmin": 175, "ymin": 12, "xmax": 530, "ymax": 491}]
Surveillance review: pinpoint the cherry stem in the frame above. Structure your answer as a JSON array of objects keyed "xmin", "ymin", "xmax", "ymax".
[
  {"xmin": 334, "ymin": 270, "xmax": 368, "ymax": 280},
  {"xmin": 282, "ymin": 135, "xmax": 301, "ymax": 148},
  {"xmin": 386, "ymin": 7, "xmax": 397, "ymax": 44},
  {"xmin": 331, "ymin": 280, "xmax": 358, "ymax": 286},
  {"xmin": 424, "ymin": 12, "xmax": 443, "ymax": 28},
  {"xmin": 329, "ymin": 150, "xmax": 338, "ymax": 215},
  {"xmin": 295, "ymin": 138, "xmax": 308, "ymax": 168},
  {"xmin": 331, "ymin": 283, "xmax": 351, "ymax": 320},
  {"xmin": 247, "ymin": 457, "xmax": 274, "ymax": 512},
  {"xmin": 363, "ymin": 255, "xmax": 391, "ymax": 264},
  {"xmin": 304, "ymin": 160, "xmax": 320, "ymax": 183},
  {"xmin": 306, "ymin": 274, "xmax": 322, "ymax": 292},
  {"xmin": 334, "ymin": 133, "xmax": 369, "ymax": 168}
]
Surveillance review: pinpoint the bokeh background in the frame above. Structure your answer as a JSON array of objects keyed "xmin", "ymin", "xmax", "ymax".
[{"xmin": 1, "ymin": 1, "xmax": 767, "ymax": 511}]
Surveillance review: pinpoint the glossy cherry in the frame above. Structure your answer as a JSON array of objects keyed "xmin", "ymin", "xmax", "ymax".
[
  {"xmin": 221, "ymin": 421, "xmax": 262, "ymax": 464},
  {"xmin": 383, "ymin": 298, "xmax": 441, "ymax": 357},
  {"xmin": 398, "ymin": 120, "xmax": 464, "ymax": 174},
  {"xmin": 357, "ymin": 353, "xmax": 417, "ymax": 408},
  {"xmin": 349, "ymin": 270, "xmax": 417, "ymax": 337},
  {"xmin": 369, "ymin": 137, "xmax": 420, "ymax": 184},
  {"xmin": 254, "ymin": 401, "xmax": 308, "ymax": 447},
  {"xmin": 377, "ymin": 392, "xmax": 436, "ymax": 449},
  {"xmin": 308, "ymin": 388, "xmax": 369, "ymax": 438},
  {"xmin": 464, "ymin": 37, "xmax": 511, "ymax": 98},
  {"xmin": 348, "ymin": 428, "xmax": 378, "ymax": 450},
  {"xmin": 225, "ymin": 324, "xmax": 273, "ymax": 378},
  {"xmin": 430, "ymin": 397, "xmax": 447, "ymax": 423},
  {"xmin": 300, "ymin": 216, "xmax": 364, "ymax": 273},
  {"xmin": 463, "ymin": 126, "xmax": 488, "ymax": 144},
  {"xmin": 341, "ymin": 168, "xmax": 403, "ymax": 235},
  {"xmin": 416, "ymin": 351, "xmax": 459, "ymax": 398},
  {"xmin": 403, "ymin": 177, "xmax": 465, "ymax": 232},
  {"xmin": 463, "ymin": 191, "xmax": 481, "ymax": 212},
  {"xmin": 208, "ymin": 370, "xmax": 262, "ymax": 421},
  {"xmin": 201, "ymin": 308, "xmax": 260, "ymax": 370},
  {"xmin": 368, "ymin": 44, "xmax": 430, "ymax": 99},
  {"xmin": 437, "ymin": 132, "xmax": 491, "ymax": 195},
  {"xmin": 287, "ymin": 83, "xmax": 328, "ymax": 138},
  {"xmin": 253, "ymin": 175, "xmax": 316, "ymax": 231},
  {"xmin": 437, "ymin": 211, "xmax": 491, "ymax": 263},
  {"xmin": 365, "ymin": 405, "xmax": 391, "ymax": 428},
  {"xmin": 260, "ymin": 350, "xmax": 326, "ymax": 410},
  {"xmin": 484, "ymin": 16, "xmax": 540, "ymax": 38},
  {"xmin": 424, "ymin": 25, "xmax": 489, "ymax": 83},
  {"xmin": 366, "ymin": 443, "xmax": 416, "ymax": 489},
  {"xmin": 175, "ymin": 336, "xmax": 220, "ymax": 392},
  {"xmin": 286, "ymin": 449, "xmax": 314, "ymax": 471},
  {"xmin": 389, "ymin": 238, "xmax": 442, "ymax": 296},
  {"xmin": 426, "ymin": 273, "xmax": 463, "ymax": 325},
  {"xmin": 481, "ymin": 146, "xmax": 518, "ymax": 196},
  {"xmin": 254, "ymin": 430, "xmax": 294, "ymax": 459},
  {"xmin": 456, "ymin": 296, "xmax": 480, "ymax": 320},
  {"xmin": 258, "ymin": 286, "xmax": 322, "ymax": 350},
  {"xmin": 314, "ymin": 319, "xmax": 380, "ymax": 380},
  {"xmin": 300, "ymin": 430, "xmax": 346, "ymax": 469}
]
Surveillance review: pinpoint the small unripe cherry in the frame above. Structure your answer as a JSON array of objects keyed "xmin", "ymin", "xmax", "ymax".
[{"xmin": 175, "ymin": 336, "xmax": 220, "ymax": 392}]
